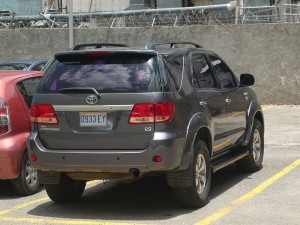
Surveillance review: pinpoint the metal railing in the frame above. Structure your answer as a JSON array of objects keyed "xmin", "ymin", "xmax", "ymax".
[
  {"xmin": 0, "ymin": 1, "xmax": 236, "ymax": 29},
  {"xmin": 239, "ymin": 6, "xmax": 278, "ymax": 24},
  {"xmin": 282, "ymin": 4, "xmax": 300, "ymax": 22}
]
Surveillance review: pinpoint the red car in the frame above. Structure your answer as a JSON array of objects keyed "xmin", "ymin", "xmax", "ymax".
[{"xmin": 0, "ymin": 70, "xmax": 43, "ymax": 195}]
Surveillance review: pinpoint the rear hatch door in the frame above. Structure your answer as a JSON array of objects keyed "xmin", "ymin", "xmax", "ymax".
[{"xmin": 35, "ymin": 51, "xmax": 167, "ymax": 150}]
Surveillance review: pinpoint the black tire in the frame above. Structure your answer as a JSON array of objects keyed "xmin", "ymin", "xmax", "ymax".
[
  {"xmin": 173, "ymin": 140, "xmax": 211, "ymax": 208},
  {"xmin": 11, "ymin": 153, "xmax": 40, "ymax": 196},
  {"xmin": 236, "ymin": 119, "xmax": 264, "ymax": 172},
  {"xmin": 45, "ymin": 174, "xmax": 86, "ymax": 203}
]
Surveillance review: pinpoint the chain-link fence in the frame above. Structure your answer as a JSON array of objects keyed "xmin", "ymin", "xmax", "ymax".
[
  {"xmin": 0, "ymin": 2, "xmax": 300, "ymax": 29},
  {"xmin": 239, "ymin": 6, "xmax": 278, "ymax": 24},
  {"xmin": 0, "ymin": 2, "xmax": 236, "ymax": 29},
  {"xmin": 283, "ymin": 4, "xmax": 300, "ymax": 22}
]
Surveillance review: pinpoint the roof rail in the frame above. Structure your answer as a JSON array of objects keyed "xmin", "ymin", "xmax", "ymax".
[
  {"xmin": 145, "ymin": 41, "xmax": 203, "ymax": 49},
  {"xmin": 71, "ymin": 43, "xmax": 128, "ymax": 50}
]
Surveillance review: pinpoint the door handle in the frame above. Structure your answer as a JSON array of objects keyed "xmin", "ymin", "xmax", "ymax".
[
  {"xmin": 225, "ymin": 98, "xmax": 231, "ymax": 103},
  {"xmin": 244, "ymin": 92, "xmax": 249, "ymax": 101},
  {"xmin": 199, "ymin": 101, "xmax": 207, "ymax": 106}
]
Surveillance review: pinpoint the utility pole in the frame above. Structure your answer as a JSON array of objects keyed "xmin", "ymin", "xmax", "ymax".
[
  {"xmin": 46, "ymin": 0, "xmax": 49, "ymax": 12},
  {"xmin": 68, "ymin": 0, "xmax": 74, "ymax": 49}
]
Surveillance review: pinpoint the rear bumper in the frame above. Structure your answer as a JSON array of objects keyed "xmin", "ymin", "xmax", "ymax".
[
  {"xmin": 27, "ymin": 131, "xmax": 187, "ymax": 174},
  {"xmin": 0, "ymin": 133, "xmax": 27, "ymax": 179}
]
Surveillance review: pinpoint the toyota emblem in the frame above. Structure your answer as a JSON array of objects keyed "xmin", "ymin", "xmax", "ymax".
[{"xmin": 86, "ymin": 95, "xmax": 97, "ymax": 104}]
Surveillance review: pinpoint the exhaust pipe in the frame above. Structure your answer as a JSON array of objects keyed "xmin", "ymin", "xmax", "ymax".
[{"xmin": 130, "ymin": 169, "xmax": 140, "ymax": 178}]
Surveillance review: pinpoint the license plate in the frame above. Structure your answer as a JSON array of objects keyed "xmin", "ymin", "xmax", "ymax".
[{"xmin": 79, "ymin": 112, "xmax": 107, "ymax": 127}]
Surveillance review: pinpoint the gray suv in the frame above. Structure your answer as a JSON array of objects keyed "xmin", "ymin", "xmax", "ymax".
[{"xmin": 28, "ymin": 42, "xmax": 264, "ymax": 208}]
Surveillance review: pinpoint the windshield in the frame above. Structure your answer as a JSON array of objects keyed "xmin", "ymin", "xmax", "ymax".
[{"xmin": 0, "ymin": 63, "xmax": 30, "ymax": 70}]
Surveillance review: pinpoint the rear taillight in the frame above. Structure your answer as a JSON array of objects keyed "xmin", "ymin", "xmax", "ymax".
[
  {"xmin": 31, "ymin": 104, "xmax": 58, "ymax": 124},
  {"xmin": 0, "ymin": 97, "xmax": 11, "ymax": 135},
  {"xmin": 129, "ymin": 102, "xmax": 175, "ymax": 124},
  {"xmin": 155, "ymin": 102, "xmax": 175, "ymax": 123}
]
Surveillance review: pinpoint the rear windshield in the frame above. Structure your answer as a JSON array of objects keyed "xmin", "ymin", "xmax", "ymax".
[{"xmin": 37, "ymin": 53, "xmax": 169, "ymax": 93}]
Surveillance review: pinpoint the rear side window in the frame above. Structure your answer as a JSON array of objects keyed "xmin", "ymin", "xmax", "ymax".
[
  {"xmin": 16, "ymin": 77, "xmax": 42, "ymax": 108},
  {"xmin": 161, "ymin": 54, "xmax": 184, "ymax": 91},
  {"xmin": 38, "ymin": 53, "xmax": 169, "ymax": 93}
]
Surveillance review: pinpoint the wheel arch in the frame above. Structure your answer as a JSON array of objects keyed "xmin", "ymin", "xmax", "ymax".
[
  {"xmin": 167, "ymin": 123, "xmax": 212, "ymax": 188},
  {"xmin": 193, "ymin": 127, "xmax": 213, "ymax": 158},
  {"xmin": 254, "ymin": 110, "xmax": 264, "ymax": 130},
  {"xmin": 242, "ymin": 100, "xmax": 264, "ymax": 146},
  {"xmin": 177, "ymin": 112, "xmax": 213, "ymax": 171},
  {"xmin": 12, "ymin": 140, "xmax": 28, "ymax": 179}
]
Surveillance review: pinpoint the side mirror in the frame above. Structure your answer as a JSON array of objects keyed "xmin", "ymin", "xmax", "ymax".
[{"xmin": 240, "ymin": 73, "xmax": 255, "ymax": 87}]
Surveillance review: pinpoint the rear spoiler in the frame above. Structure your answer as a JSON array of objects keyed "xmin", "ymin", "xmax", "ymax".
[
  {"xmin": 71, "ymin": 43, "xmax": 128, "ymax": 51},
  {"xmin": 55, "ymin": 51, "xmax": 157, "ymax": 63}
]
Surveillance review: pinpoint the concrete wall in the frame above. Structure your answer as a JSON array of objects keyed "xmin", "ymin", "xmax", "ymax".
[{"xmin": 0, "ymin": 23, "xmax": 299, "ymax": 104}]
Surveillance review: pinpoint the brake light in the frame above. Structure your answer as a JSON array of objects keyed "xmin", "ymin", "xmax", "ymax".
[
  {"xmin": 129, "ymin": 103, "xmax": 155, "ymax": 124},
  {"xmin": 85, "ymin": 52, "xmax": 111, "ymax": 57},
  {"xmin": 0, "ymin": 98, "xmax": 11, "ymax": 135},
  {"xmin": 129, "ymin": 102, "xmax": 175, "ymax": 124},
  {"xmin": 31, "ymin": 104, "xmax": 58, "ymax": 124}
]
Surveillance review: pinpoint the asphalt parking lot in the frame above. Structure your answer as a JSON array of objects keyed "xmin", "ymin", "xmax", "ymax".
[{"xmin": 0, "ymin": 105, "xmax": 299, "ymax": 225}]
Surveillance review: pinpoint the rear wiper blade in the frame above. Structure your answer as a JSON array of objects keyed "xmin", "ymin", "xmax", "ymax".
[{"xmin": 59, "ymin": 87, "xmax": 101, "ymax": 98}]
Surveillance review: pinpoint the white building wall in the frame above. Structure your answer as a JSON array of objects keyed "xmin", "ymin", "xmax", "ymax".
[{"xmin": 61, "ymin": 0, "xmax": 130, "ymax": 13}]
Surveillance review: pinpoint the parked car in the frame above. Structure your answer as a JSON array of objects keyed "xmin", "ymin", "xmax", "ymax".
[
  {"xmin": 28, "ymin": 42, "xmax": 264, "ymax": 207},
  {"xmin": 0, "ymin": 10, "xmax": 10, "ymax": 17},
  {"xmin": 0, "ymin": 59, "xmax": 48, "ymax": 71},
  {"xmin": 0, "ymin": 70, "xmax": 43, "ymax": 195}
]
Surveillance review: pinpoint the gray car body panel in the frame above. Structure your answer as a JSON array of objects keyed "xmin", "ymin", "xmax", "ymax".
[
  {"xmin": 27, "ymin": 46, "xmax": 263, "ymax": 183},
  {"xmin": 28, "ymin": 130, "xmax": 186, "ymax": 173}
]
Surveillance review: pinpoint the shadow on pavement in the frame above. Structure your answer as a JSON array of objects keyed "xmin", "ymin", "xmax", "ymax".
[
  {"xmin": 0, "ymin": 180, "xmax": 20, "ymax": 200},
  {"xmin": 0, "ymin": 180, "xmax": 44, "ymax": 200},
  {"xmin": 27, "ymin": 164, "xmax": 251, "ymax": 221},
  {"xmin": 209, "ymin": 164, "xmax": 253, "ymax": 200}
]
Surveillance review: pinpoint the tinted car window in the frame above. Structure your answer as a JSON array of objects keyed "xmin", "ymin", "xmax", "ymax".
[
  {"xmin": 0, "ymin": 64, "xmax": 18, "ymax": 70},
  {"xmin": 31, "ymin": 63, "xmax": 46, "ymax": 71},
  {"xmin": 209, "ymin": 55, "xmax": 236, "ymax": 88},
  {"xmin": 161, "ymin": 54, "xmax": 183, "ymax": 91},
  {"xmin": 16, "ymin": 77, "xmax": 42, "ymax": 108},
  {"xmin": 0, "ymin": 63, "xmax": 30, "ymax": 70},
  {"xmin": 192, "ymin": 54, "xmax": 216, "ymax": 89},
  {"xmin": 38, "ymin": 54, "xmax": 169, "ymax": 93}
]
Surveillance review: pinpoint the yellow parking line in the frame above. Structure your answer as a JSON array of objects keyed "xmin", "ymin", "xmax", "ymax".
[
  {"xmin": 213, "ymin": 139, "xmax": 231, "ymax": 150},
  {"xmin": 228, "ymin": 112, "xmax": 243, "ymax": 118},
  {"xmin": 228, "ymin": 106, "xmax": 271, "ymax": 119},
  {"xmin": 194, "ymin": 159, "xmax": 300, "ymax": 225},
  {"xmin": 87, "ymin": 180, "xmax": 100, "ymax": 185},
  {"xmin": 0, "ymin": 180, "xmax": 101, "ymax": 216},
  {"xmin": 0, "ymin": 217, "xmax": 149, "ymax": 225},
  {"xmin": 262, "ymin": 106, "xmax": 272, "ymax": 111},
  {"xmin": 0, "ymin": 198, "xmax": 49, "ymax": 216}
]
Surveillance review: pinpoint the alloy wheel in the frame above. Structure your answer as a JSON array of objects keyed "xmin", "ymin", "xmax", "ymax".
[
  {"xmin": 252, "ymin": 130, "xmax": 262, "ymax": 161},
  {"xmin": 25, "ymin": 160, "xmax": 38, "ymax": 188},
  {"xmin": 195, "ymin": 153, "xmax": 207, "ymax": 194}
]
